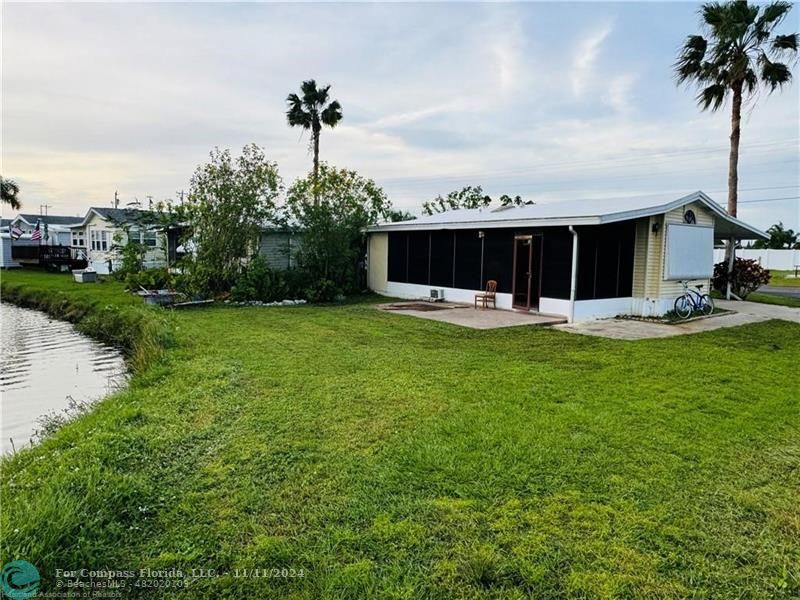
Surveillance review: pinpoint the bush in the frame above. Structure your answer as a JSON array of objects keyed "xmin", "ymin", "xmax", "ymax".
[
  {"xmin": 303, "ymin": 279, "xmax": 342, "ymax": 303},
  {"xmin": 231, "ymin": 257, "xmax": 298, "ymax": 302},
  {"xmin": 712, "ymin": 258, "xmax": 771, "ymax": 299},
  {"xmin": 123, "ymin": 267, "xmax": 175, "ymax": 292}
]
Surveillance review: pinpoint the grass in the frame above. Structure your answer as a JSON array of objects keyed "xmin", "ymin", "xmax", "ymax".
[
  {"xmin": 746, "ymin": 292, "xmax": 800, "ymax": 308},
  {"xmin": 767, "ymin": 270, "xmax": 800, "ymax": 288},
  {"xmin": 1, "ymin": 269, "xmax": 799, "ymax": 598}
]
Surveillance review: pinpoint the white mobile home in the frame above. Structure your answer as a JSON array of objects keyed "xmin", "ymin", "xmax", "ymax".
[{"xmin": 365, "ymin": 191, "xmax": 767, "ymax": 321}]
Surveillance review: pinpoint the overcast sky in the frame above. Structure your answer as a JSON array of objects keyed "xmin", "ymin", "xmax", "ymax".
[{"xmin": 2, "ymin": 1, "xmax": 798, "ymax": 230}]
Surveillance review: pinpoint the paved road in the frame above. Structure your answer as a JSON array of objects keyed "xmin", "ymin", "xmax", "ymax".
[
  {"xmin": 758, "ymin": 285, "xmax": 800, "ymax": 299},
  {"xmin": 715, "ymin": 299, "xmax": 800, "ymax": 324}
]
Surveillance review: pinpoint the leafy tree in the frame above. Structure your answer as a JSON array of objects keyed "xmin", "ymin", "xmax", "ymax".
[
  {"xmin": 752, "ymin": 221, "xmax": 797, "ymax": 249},
  {"xmin": 286, "ymin": 80, "xmax": 343, "ymax": 191},
  {"xmin": 422, "ymin": 186, "xmax": 492, "ymax": 215},
  {"xmin": 1, "ymin": 176, "xmax": 21, "ymax": 210},
  {"xmin": 185, "ymin": 144, "xmax": 282, "ymax": 294},
  {"xmin": 387, "ymin": 209, "xmax": 414, "ymax": 223},
  {"xmin": 285, "ymin": 164, "xmax": 392, "ymax": 299},
  {"xmin": 675, "ymin": 1, "xmax": 798, "ymax": 218},
  {"xmin": 422, "ymin": 186, "xmax": 530, "ymax": 215}
]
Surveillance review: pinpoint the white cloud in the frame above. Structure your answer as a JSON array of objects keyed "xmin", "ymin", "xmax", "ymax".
[{"xmin": 571, "ymin": 23, "xmax": 613, "ymax": 97}]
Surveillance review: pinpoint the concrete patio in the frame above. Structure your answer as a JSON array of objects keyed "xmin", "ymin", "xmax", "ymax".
[{"xmin": 377, "ymin": 302, "xmax": 566, "ymax": 329}]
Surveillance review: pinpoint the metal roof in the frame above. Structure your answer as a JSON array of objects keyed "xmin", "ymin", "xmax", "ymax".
[
  {"xmin": 15, "ymin": 214, "xmax": 83, "ymax": 226},
  {"xmin": 366, "ymin": 191, "xmax": 767, "ymax": 240}
]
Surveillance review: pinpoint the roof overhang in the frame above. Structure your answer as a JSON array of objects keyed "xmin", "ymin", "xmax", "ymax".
[{"xmin": 366, "ymin": 191, "xmax": 768, "ymax": 240}]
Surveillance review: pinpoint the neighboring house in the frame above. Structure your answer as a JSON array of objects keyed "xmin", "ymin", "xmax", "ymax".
[
  {"xmin": 2, "ymin": 214, "xmax": 85, "ymax": 269},
  {"xmin": 258, "ymin": 226, "xmax": 303, "ymax": 271},
  {"xmin": 72, "ymin": 207, "xmax": 167, "ymax": 274},
  {"xmin": 365, "ymin": 191, "xmax": 767, "ymax": 321}
]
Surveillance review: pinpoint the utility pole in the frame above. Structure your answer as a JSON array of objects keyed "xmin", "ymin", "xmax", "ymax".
[
  {"xmin": 39, "ymin": 204, "xmax": 52, "ymax": 216},
  {"xmin": 147, "ymin": 195, "xmax": 153, "ymax": 210},
  {"xmin": 114, "ymin": 191, "xmax": 119, "ymax": 208}
]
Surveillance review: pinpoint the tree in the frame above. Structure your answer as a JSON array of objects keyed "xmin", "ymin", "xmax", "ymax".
[
  {"xmin": 421, "ymin": 186, "xmax": 530, "ymax": 215},
  {"xmin": 675, "ymin": 1, "xmax": 797, "ymax": 218},
  {"xmin": 286, "ymin": 80, "xmax": 343, "ymax": 191},
  {"xmin": 422, "ymin": 186, "xmax": 492, "ymax": 215},
  {"xmin": 285, "ymin": 164, "xmax": 392, "ymax": 299},
  {"xmin": 185, "ymin": 144, "xmax": 282, "ymax": 294},
  {"xmin": 1, "ymin": 176, "xmax": 21, "ymax": 210},
  {"xmin": 387, "ymin": 209, "xmax": 414, "ymax": 223},
  {"xmin": 753, "ymin": 221, "xmax": 797, "ymax": 248}
]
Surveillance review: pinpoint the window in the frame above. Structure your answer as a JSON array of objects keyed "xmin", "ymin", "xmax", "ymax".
[
  {"xmin": 142, "ymin": 229, "xmax": 157, "ymax": 247},
  {"xmin": 90, "ymin": 230, "xmax": 108, "ymax": 251},
  {"xmin": 71, "ymin": 230, "xmax": 86, "ymax": 247}
]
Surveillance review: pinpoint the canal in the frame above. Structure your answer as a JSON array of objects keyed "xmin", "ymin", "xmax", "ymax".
[{"xmin": 0, "ymin": 302, "xmax": 127, "ymax": 454}]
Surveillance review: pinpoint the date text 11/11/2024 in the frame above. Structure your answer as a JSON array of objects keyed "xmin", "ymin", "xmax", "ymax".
[{"xmin": 54, "ymin": 568, "xmax": 306, "ymax": 579}]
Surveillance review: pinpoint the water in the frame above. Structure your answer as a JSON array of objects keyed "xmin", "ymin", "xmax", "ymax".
[{"xmin": 0, "ymin": 302, "xmax": 127, "ymax": 454}]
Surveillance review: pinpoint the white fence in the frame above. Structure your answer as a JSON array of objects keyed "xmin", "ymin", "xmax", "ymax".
[{"xmin": 713, "ymin": 248, "xmax": 800, "ymax": 271}]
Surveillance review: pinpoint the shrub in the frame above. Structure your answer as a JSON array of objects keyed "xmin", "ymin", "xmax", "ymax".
[
  {"xmin": 123, "ymin": 268, "xmax": 174, "ymax": 292},
  {"xmin": 231, "ymin": 257, "xmax": 293, "ymax": 302},
  {"xmin": 712, "ymin": 258, "xmax": 770, "ymax": 298}
]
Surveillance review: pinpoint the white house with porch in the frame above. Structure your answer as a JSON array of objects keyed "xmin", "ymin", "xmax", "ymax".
[{"xmin": 366, "ymin": 191, "xmax": 767, "ymax": 322}]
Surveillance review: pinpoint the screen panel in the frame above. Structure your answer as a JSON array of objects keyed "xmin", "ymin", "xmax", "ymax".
[
  {"xmin": 429, "ymin": 231, "xmax": 455, "ymax": 288},
  {"xmin": 387, "ymin": 232, "xmax": 408, "ymax": 283},
  {"xmin": 540, "ymin": 228, "xmax": 572, "ymax": 299},
  {"xmin": 482, "ymin": 229, "xmax": 514, "ymax": 293},
  {"xmin": 407, "ymin": 231, "xmax": 430, "ymax": 285},
  {"xmin": 454, "ymin": 230, "xmax": 482, "ymax": 290}
]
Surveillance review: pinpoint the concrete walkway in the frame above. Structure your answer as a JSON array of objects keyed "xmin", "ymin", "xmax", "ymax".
[
  {"xmin": 715, "ymin": 299, "xmax": 800, "ymax": 323},
  {"xmin": 555, "ymin": 300, "xmax": 799, "ymax": 340},
  {"xmin": 377, "ymin": 302, "xmax": 566, "ymax": 329}
]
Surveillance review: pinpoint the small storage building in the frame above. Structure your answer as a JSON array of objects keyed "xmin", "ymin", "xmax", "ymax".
[{"xmin": 365, "ymin": 191, "xmax": 767, "ymax": 321}]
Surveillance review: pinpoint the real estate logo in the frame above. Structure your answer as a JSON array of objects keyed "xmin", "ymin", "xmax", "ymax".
[{"xmin": 0, "ymin": 561, "xmax": 40, "ymax": 600}]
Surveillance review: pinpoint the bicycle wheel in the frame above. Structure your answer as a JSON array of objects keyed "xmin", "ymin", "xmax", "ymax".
[
  {"xmin": 700, "ymin": 294, "xmax": 714, "ymax": 315},
  {"xmin": 674, "ymin": 295, "xmax": 692, "ymax": 319}
]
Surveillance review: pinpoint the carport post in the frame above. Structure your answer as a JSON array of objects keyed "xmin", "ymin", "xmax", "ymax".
[
  {"xmin": 568, "ymin": 226, "xmax": 579, "ymax": 323},
  {"xmin": 726, "ymin": 236, "xmax": 736, "ymax": 300}
]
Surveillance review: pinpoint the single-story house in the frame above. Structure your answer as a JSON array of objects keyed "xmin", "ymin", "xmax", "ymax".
[
  {"xmin": 1, "ymin": 214, "xmax": 86, "ymax": 269},
  {"xmin": 365, "ymin": 191, "xmax": 767, "ymax": 321}
]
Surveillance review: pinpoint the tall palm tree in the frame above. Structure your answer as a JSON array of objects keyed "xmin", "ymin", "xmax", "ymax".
[
  {"xmin": 1, "ymin": 176, "xmax": 21, "ymax": 210},
  {"xmin": 286, "ymin": 80, "xmax": 343, "ymax": 186},
  {"xmin": 675, "ymin": 0, "xmax": 797, "ymax": 218}
]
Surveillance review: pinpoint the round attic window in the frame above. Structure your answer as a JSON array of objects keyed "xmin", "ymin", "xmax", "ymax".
[{"xmin": 683, "ymin": 209, "xmax": 696, "ymax": 224}]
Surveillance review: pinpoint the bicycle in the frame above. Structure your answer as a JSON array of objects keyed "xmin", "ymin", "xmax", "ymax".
[{"xmin": 673, "ymin": 281, "xmax": 714, "ymax": 319}]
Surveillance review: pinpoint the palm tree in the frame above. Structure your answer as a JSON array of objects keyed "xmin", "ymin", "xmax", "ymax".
[
  {"xmin": 675, "ymin": 0, "xmax": 797, "ymax": 218},
  {"xmin": 1, "ymin": 176, "xmax": 21, "ymax": 210},
  {"xmin": 286, "ymin": 80, "xmax": 343, "ymax": 186}
]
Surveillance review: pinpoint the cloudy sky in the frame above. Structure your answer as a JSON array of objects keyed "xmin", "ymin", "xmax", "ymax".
[{"xmin": 2, "ymin": 1, "xmax": 798, "ymax": 230}]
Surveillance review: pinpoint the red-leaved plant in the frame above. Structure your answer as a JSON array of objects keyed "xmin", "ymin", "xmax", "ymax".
[{"xmin": 712, "ymin": 258, "xmax": 770, "ymax": 299}]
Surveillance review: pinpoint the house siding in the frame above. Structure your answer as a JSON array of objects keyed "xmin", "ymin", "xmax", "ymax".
[
  {"xmin": 659, "ymin": 201, "xmax": 714, "ymax": 297},
  {"xmin": 258, "ymin": 232, "xmax": 301, "ymax": 271}
]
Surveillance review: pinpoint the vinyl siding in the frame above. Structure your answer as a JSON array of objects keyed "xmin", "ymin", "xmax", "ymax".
[
  {"xmin": 631, "ymin": 217, "xmax": 649, "ymax": 297},
  {"xmin": 258, "ymin": 232, "xmax": 302, "ymax": 271}
]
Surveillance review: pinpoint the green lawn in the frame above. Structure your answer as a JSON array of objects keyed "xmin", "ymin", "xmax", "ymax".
[
  {"xmin": 1, "ymin": 270, "xmax": 799, "ymax": 598},
  {"xmin": 768, "ymin": 270, "xmax": 800, "ymax": 288}
]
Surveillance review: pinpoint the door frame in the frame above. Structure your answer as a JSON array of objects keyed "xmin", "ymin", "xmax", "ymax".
[{"xmin": 512, "ymin": 234, "xmax": 542, "ymax": 311}]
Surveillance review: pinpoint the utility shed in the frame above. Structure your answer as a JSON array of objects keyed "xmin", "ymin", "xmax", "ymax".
[{"xmin": 365, "ymin": 191, "xmax": 767, "ymax": 321}]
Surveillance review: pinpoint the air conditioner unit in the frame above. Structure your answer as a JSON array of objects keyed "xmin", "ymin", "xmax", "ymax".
[{"xmin": 429, "ymin": 288, "xmax": 445, "ymax": 302}]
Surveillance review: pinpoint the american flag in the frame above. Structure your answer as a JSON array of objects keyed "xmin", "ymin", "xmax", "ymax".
[
  {"xmin": 10, "ymin": 224, "xmax": 23, "ymax": 240},
  {"xmin": 31, "ymin": 220, "xmax": 42, "ymax": 241}
]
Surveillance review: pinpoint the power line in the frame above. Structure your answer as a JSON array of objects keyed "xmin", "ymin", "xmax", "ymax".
[
  {"xmin": 738, "ymin": 195, "xmax": 800, "ymax": 204},
  {"xmin": 379, "ymin": 139, "xmax": 799, "ymax": 188}
]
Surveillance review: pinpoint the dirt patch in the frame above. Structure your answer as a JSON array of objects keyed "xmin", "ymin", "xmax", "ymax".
[{"xmin": 382, "ymin": 303, "xmax": 453, "ymax": 312}]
